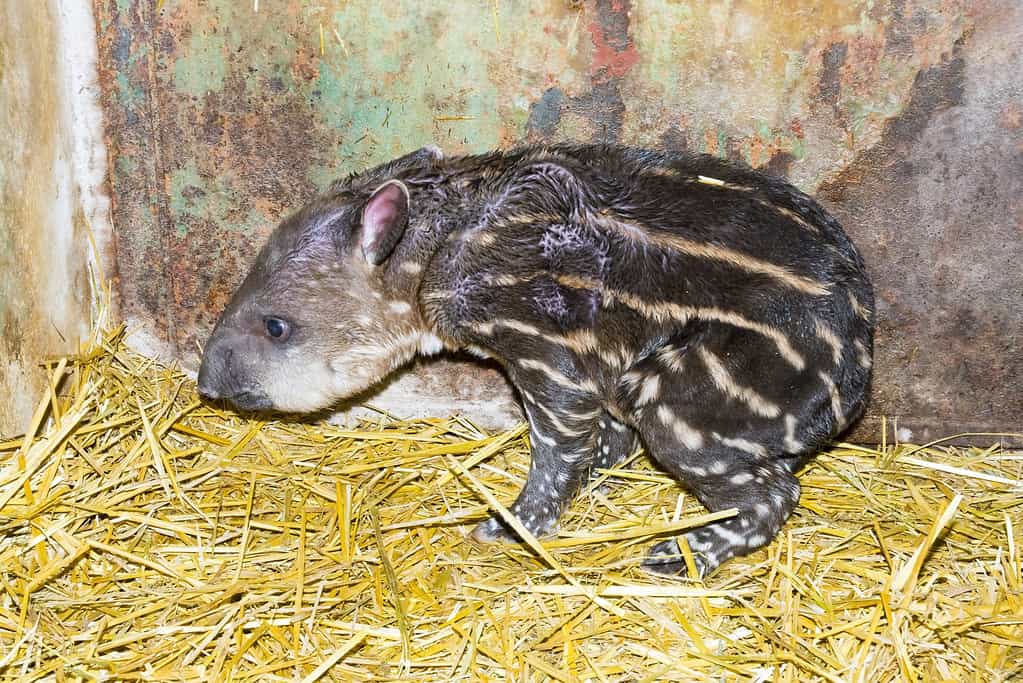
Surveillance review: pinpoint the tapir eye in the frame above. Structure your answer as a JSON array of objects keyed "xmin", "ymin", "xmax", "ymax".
[{"xmin": 264, "ymin": 317, "xmax": 291, "ymax": 341}]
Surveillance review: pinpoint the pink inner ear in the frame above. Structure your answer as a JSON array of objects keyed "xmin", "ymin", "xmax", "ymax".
[
  {"xmin": 364, "ymin": 184, "xmax": 403, "ymax": 229},
  {"xmin": 361, "ymin": 181, "xmax": 409, "ymax": 264}
]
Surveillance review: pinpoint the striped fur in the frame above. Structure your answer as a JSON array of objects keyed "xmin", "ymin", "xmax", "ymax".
[{"xmin": 200, "ymin": 143, "xmax": 875, "ymax": 579}]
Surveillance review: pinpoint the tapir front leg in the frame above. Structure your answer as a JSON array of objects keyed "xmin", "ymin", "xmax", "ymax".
[{"xmin": 472, "ymin": 357, "xmax": 602, "ymax": 542}]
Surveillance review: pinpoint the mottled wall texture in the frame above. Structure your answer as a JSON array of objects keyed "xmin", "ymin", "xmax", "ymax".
[
  {"xmin": 0, "ymin": 1, "xmax": 106, "ymax": 436},
  {"xmin": 94, "ymin": 0, "xmax": 1023, "ymax": 443}
]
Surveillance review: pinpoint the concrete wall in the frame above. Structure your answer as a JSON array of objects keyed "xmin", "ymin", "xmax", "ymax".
[
  {"xmin": 0, "ymin": 0, "xmax": 110, "ymax": 436},
  {"xmin": 93, "ymin": 0, "xmax": 1022, "ymax": 442}
]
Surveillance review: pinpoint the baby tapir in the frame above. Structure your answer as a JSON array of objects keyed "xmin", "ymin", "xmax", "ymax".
[{"xmin": 197, "ymin": 143, "xmax": 874, "ymax": 577}]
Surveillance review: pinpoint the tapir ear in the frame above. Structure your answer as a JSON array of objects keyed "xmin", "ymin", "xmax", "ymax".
[{"xmin": 360, "ymin": 180, "xmax": 410, "ymax": 266}]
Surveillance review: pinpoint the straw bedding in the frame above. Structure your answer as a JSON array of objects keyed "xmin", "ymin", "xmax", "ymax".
[{"xmin": 1, "ymin": 325, "xmax": 1021, "ymax": 682}]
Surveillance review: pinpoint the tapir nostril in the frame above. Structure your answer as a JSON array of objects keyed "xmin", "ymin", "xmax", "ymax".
[
  {"xmin": 196, "ymin": 368, "xmax": 223, "ymax": 400},
  {"xmin": 197, "ymin": 345, "xmax": 227, "ymax": 401},
  {"xmin": 196, "ymin": 382, "xmax": 221, "ymax": 401}
]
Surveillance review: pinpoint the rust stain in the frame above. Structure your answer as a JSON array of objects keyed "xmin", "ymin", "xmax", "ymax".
[{"xmin": 587, "ymin": 0, "xmax": 639, "ymax": 83}]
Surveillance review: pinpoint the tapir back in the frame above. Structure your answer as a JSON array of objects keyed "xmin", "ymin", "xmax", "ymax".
[
  {"xmin": 422, "ymin": 145, "xmax": 873, "ymax": 447},
  {"xmin": 414, "ymin": 145, "xmax": 873, "ymax": 575}
]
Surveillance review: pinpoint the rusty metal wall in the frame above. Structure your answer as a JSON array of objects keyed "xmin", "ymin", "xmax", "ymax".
[{"xmin": 94, "ymin": 0, "xmax": 1022, "ymax": 443}]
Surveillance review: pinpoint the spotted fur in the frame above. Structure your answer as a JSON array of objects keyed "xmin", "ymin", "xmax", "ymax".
[{"xmin": 198, "ymin": 143, "xmax": 875, "ymax": 578}]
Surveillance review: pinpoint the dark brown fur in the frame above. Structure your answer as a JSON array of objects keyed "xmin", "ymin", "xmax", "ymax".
[{"xmin": 198, "ymin": 143, "xmax": 874, "ymax": 577}]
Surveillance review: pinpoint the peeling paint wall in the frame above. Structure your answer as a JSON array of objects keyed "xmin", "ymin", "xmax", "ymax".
[
  {"xmin": 0, "ymin": 1, "xmax": 110, "ymax": 436},
  {"xmin": 94, "ymin": 0, "xmax": 1022, "ymax": 442},
  {"xmin": 820, "ymin": 3, "xmax": 1023, "ymax": 442}
]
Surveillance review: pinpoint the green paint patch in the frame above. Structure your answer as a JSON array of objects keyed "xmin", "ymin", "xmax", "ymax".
[
  {"xmin": 168, "ymin": 160, "xmax": 205, "ymax": 238},
  {"xmin": 168, "ymin": 161, "xmax": 203, "ymax": 214},
  {"xmin": 172, "ymin": 31, "xmax": 226, "ymax": 98},
  {"xmin": 114, "ymin": 72, "xmax": 145, "ymax": 110},
  {"xmin": 789, "ymin": 136, "xmax": 807, "ymax": 161},
  {"xmin": 115, "ymin": 155, "xmax": 137, "ymax": 178},
  {"xmin": 716, "ymin": 128, "xmax": 728, "ymax": 156},
  {"xmin": 307, "ymin": 164, "xmax": 343, "ymax": 194},
  {"xmin": 310, "ymin": 1, "xmax": 583, "ymax": 177},
  {"xmin": 168, "ymin": 161, "xmax": 264, "ymax": 239},
  {"xmin": 238, "ymin": 207, "xmax": 270, "ymax": 236}
]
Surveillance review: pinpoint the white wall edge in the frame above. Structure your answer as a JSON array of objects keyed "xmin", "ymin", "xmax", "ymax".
[{"xmin": 55, "ymin": 0, "xmax": 116, "ymax": 330}]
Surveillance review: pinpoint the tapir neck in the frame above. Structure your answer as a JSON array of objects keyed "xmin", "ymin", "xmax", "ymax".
[{"xmin": 374, "ymin": 170, "xmax": 488, "ymax": 346}]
